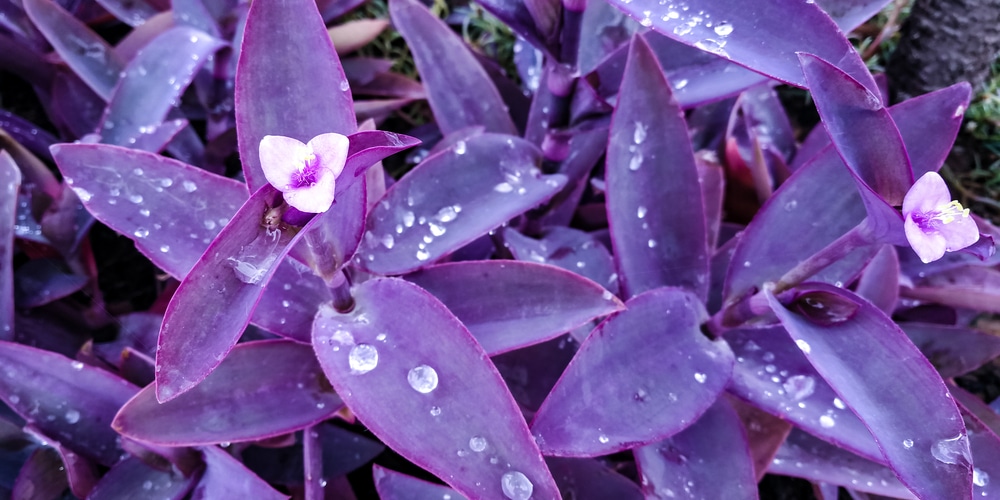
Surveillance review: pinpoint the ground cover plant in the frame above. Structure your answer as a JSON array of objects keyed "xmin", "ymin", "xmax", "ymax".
[{"xmin": 2, "ymin": 0, "xmax": 1000, "ymax": 497}]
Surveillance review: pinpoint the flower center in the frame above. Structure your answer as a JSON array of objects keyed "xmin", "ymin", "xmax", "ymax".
[
  {"xmin": 290, "ymin": 152, "xmax": 319, "ymax": 188},
  {"xmin": 930, "ymin": 200, "xmax": 970, "ymax": 225}
]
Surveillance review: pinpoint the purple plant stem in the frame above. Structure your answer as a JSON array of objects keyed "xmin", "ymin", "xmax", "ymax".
[{"xmin": 303, "ymin": 425, "xmax": 324, "ymax": 500}]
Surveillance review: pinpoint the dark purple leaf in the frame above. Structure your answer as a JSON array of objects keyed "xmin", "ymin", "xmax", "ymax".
[
  {"xmin": 373, "ymin": 465, "xmax": 465, "ymax": 499},
  {"xmin": 0, "ymin": 152, "xmax": 18, "ymax": 339},
  {"xmin": 576, "ymin": 0, "xmax": 638, "ymax": 75},
  {"xmin": 470, "ymin": 0, "xmax": 552, "ymax": 57},
  {"xmin": 235, "ymin": 0, "xmax": 356, "ymax": 193},
  {"xmin": 952, "ymin": 396, "xmax": 1000, "ymax": 498},
  {"xmin": 390, "ymin": 0, "xmax": 517, "ymax": 136},
  {"xmin": 88, "ymin": 456, "xmax": 195, "ymax": 500},
  {"xmin": 546, "ymin": 457, "xmax": 643, "ymax": 499},
  {"xmin": 357, "ymin": 134, "xmax": 565, "ymax": 275},
  {"xmin": 901, "ymin": 323, "xmax": 1000, "ymax": 379},
  {"xmin": 23, "ymin": 0, "xmax": 123, "ymax": 99},
  {"xmin": 737, "ymin": 85, "xmax": 796, "ymax": 160},
  {"xmin": 729, "ymin": 396, "xmax": 792, "ymax": 480},
  {"xmin": 13, "ymin": 258, "xmax": 88, "ymax": 307},
  {"xmin": 767, "ymin": 283, "xmax": 972, "ymax": 500},
  {"xmin": 0, "ymin": 341, "xmax": 139, "ymax": 466},
  {"xmin": 726, "ymin": 326, "xmax": 884, "ymax": 463},
  {"xmin": 0, "ymin": 111, "xmax": 59, "ymax": 163},
  {"xmin": 536, "ymin": 127, "xmax": 609, "ymax": 228},
  {"xmin": 799, "ymin": 53, "xmax": 911, "ymax": 206},
  {"xmin": 531, "ymin": 288, "xmax": 734, "ymax": 456},
  {"xmin": 50, "ymin": 441, "xmax": 99, "ymax": 499},
  {"xmin": 344, "ymin": 130, "xmax": 421, "ymax": 178},
  {"xmin": 172, "ymin": 0, "xmax": 221, "ymax": 37},
  {"xmin": 93, "ymin": 0, "xmax": 161, "ymax": 26},
  {"xmin": 115, "ymin": 340, "xmax": 341, "ymax": 445},
  {"xmin": 312, "ymin": 278, "xmax": 559, "ymax": 499},
  {"xmin": 634, "ymin": 399, "xmax": 756, "ymax": 499},
  {"xmin": 191, "ymin": 446, "xmax": 286, "ymax": 500},
  {"xmin": 288, "ymin": 178, "xmax": 367, "ymax": 282},
  {"xmin": 242, "ymin": 424, "xmax": 384, "ymax": 485},
  {"xmin": 99, "ymin": 27, "xmax": 222, "ymax": 147},
  {"xmin": 504, "ymin": 227, "xmax": 620, "ymax": 296},
  {"xmin": 769, "ymin": 429, "xmax": 913, "ymax": 498},
  {"xmin": 606, "ymin": 37, "xmax": 708, "ymax": 300},
  {"xmin": 492, "ymin": 334, "xmax": 579, "ymax": 415},
  {"xmin": 607, "ymin": 0, "xmax": 875, "ymax": 92},
  {"xmin": 13, "ymin": 447, "xmax": 68, "ymax": 500},
  {"xmin": 405, "ymin": 261, "xmax": 622, "ymax": 355},
  {"xmin": 904, "ymin": 266, "xmax": 1000, "ymax": 314},
  {"xmin": 50, "ymin": 73, "xmax": 104, "ymax": 138},
  {"xmin": 816, "ymin": 0, "xmax": 894, "ymax": 31},
  {"xmin": 854, "ymin": 245, "xmax": 899, "ymax": 314}
]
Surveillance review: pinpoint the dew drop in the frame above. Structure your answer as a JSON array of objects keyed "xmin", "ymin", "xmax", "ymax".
[
  {"xmin": 159, "ymin": 245, "xmax": 170, "ymax": 253},
  {"xmin": 416, "ymin": 250, "xmax": 431, "ymax": 261},
  {"xmin": 348, "ymin": 344, "xmax": 379, "ymax": 374},
  {"xmin": 637, "ymin": 206, "xmax": 648, "ymax": 219},
  {"xmin": 139, "ymin": 208, "xmax": 150, "ymax": 217},
  {"xmin": 629, "ymin": 151, "xmax": 644, "ymax": 171},
  {"xmin": 931, "ymin": 434, "xmax": 971, "ymax": 467},
  {"xmin": 339, "ymin": 80, "xmax": 350, "ymax": 91},
  {"xmin": 713, "ymin": 22, "xmax": 733, "ymax": 36},
  {"xmin": 402, "ymin": 211, "xmax": 415, "ymax": 227},
  {"xmin": 903, "ymin": 439, "xmax": 914, "ymax": 449},
  {"xmin": 794, "ymin": 339, "xmax": 811, "ymax": 354},
  {"xmin": 436, "ymin": 205, "xmax": 459, "ymax": 222},
  {"xmin": 501, "ymin": 471, "xmax": 533, "ymax": 500},
  {"xmin": 469, "ymin": 436, "xmax": 487, "ymax": 452},
  {"xmin": 182, "ymin": 181, "xmax": 197, "ymax": 192},
  {"xmin": 819, "ymin": 415, "xmax": 835, "ymax": 428},
  {"xmin": 648, "ymin": 239, "xmax": 657, "ymax": 248},
  {"xmin": 694, "ymin": 372, "xmax": 707, "ymax": 383},
  {"xmin": 833, "ymin": 398, "xmax": 846, "ymax": 410},
  {"xmin": 429, "ymin": 223, "xmax": 446, "ymax": 237},
  {"xmin": 407, "ymin": 365, "xmax": 439, "ymax": 393},
  {"xmin": 430, "ymin": 406, "xmax": 442, "ymax": 416},
  {"xmin": 633, "ymin": 122, "xmax": 647, "ymax": 144},
  {"xmin": 381, "ymin": 234, "xmax": 395, "ymax": 249},
  {"xmin": 974, "ymin": 467, "xmax": 989, "ymax": 487},
  {"xmin": 454, "ymin": 141, "xmax": 466, "ymax": 155},
  {"xmin": 134, "ymin": 228, "xmax": 149, "ymax": 238},
  {"xmin": 128, "ymin": 194, "xmax": 144, "ymax": 204},
  {"xmin": 782, "ymin": 375, "xmax": 815, "ymax": 400},
  {"xmin": 598, "ymin": 434, "xmax": 609, "ymax": 444},
  {"xmin": 64, "ymin": 409, "xmax": 80, "ymax": 424},
  {"xmin": 494, "ymin": 182, "xmax": 514, "ymax": 193},
  {"xmin": 203, "ymin": 219, "xmax": 217, "ymax": 230}
]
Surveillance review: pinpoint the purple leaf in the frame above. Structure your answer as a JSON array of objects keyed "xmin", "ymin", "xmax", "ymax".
[
  {"xmin": 345, "ymin": 130, "xmax": 421, "ymax": 178},
  {"xmin": 390, "ymin": 0, "xmax": 517, "ymax": 136},
  {"xmin": 854, "ymin": 244, "xmax": 899, "ymax": 314},
  {"xmin": 13, "ymin": 258, "xmax": 89, "ymax": 307},
  {"xmin": 729, "ymin": 397, "xmax": 792, "ymax": 480},
  {"xmin": 235, "ymin": 0, "xmax": 355, "ymax": 193},
  {"xmin": 23, "ymin": 0, "xmax": 123, "ymax": 100},
  {"xmin": 504, "ymin": 227, "xmax": 620, "ymax": 296},
  {"xmin": 93, "ymin": 0, "xmax": 161, "ymax": 26},
  {"xmin": 769, "ymin": 429, "xmax": 914, "ymax": 498},
  {"xmin": 114, "ymin": 340, "xmax": 341, "ymax": 445},
  {"xmin": 288, "ymin": 178, "xmax": 367, "ymax": 282},
  {"xmin": 405, "ymin": 261, "xmax": 623, "ymax": 355},
  {"xmin": 0, "ymin": 341, "xmax": 139, "ymax": 466},
  {"xmin": 576, "ymin": 0, "xmax": 639, "ymax": 75},
  {"xmin": 606, "ymin": 37, "xmax": 708, "ymax": 300},
  {"xmin": 88, "ymin": 456, "xmax": 195, "ymax": 500},
  {"xmin": 634, "ymin": 399, "xmax": 756, "ymax": 499},
  {"xmin": 726, "ymin": 326, "xmax": 884, "ymax": 463},
  {"xmin": 13, "ymin": 447, "xmax": 69, "ymax": 500},
  {"xmin": 99, "ymin": 27, "xmax": 223, "ymax": 147},
  {"xmin": 904, "ymin": 265, "xmax": 1000, "ymax": 314},
  {"xmin": 607, "ymin": 0, "xmax": 875, "ymax": 92},
  {"xmin": 531, "ymin": 288, "xmax": 734, "ymax": 456},
  {"xmin": 49, "ymin": 441, "xmax": 99, "ymax": 499},
  {"xmin": 0, "ymin": 152, "xmax": 19, "ymax": 339},
  {"xmin": 0, "ymin": 111, "xmax": 59, "ymax": 163},
  {"xmin": 192, "ymin": 446, "xmax": 287, "ymax": 500},
  {"xmin": 817, "ymin": 0, "xmax": 894, "ymax": 31},
  {"xmin": 242, "ymin": 424, "xmax": 384, "ymax": 485},
  {"xmin": 312, "ymin": 278, "xmax": 559, "ymax": 499},
  {"xmin": 767, "ymin": 283, "xmax": 972, "ymax": 500},
  {"xmin": 546, "ymin": 457, "xmax": 643, "ymax": 499},
  {"xmin": 799, "ymin": 53, "xmax": 911, "ymax": 206},
  {"xmin": 901, "ymin": 323, "xmax": 1000, "ymax": 379},
  {"xmin": 492, "ymin": 335, "xmax": 579, "ymax": 415},
  {"xmin": 357, "ymin": 134, "xmax": 566, "ymax": 275},
  {"xmin": 373, "ymin": 465, "xmax": 465, "ymax": 499}
]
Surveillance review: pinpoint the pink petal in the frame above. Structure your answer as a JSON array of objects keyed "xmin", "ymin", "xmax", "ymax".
[
  {"xmin": 259, "ymin": 136, "xmax": 311, "ymax": 191},
  {"xmin": 941, "ymin": 215, "xmax": 980, "ymax": 252},
  {"xmin": 904, "ymin": 215, "xmax": 947, "ymax": 263},
  {"xmin": 902, "ymin": 171, "xmax": 950, "ymax": 216},
  {"xmin": 284, "ymin": 168, "xmax": 336, "ymax": 213},
  {"xmin": 308, "ymin": 133, "xmax": 350, "ymax": 178}
]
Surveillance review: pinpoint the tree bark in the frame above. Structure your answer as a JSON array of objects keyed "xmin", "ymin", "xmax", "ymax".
[{"xmin": 886, "ymin": 0, "xmax": 1000, "ymax": 102}]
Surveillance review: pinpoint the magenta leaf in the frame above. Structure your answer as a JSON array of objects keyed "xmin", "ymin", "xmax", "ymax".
[
  {"xmin": 87, "ymin": 456, "xmax": 195, "ymax": 500},
  {"xmin": 770, "ymin": 429, "xmax": 914, "ymax": 498},
  {"xmin": 607, "ymin": 0, "xmax": 875, "ymax": 92},
  {"xmin": 1, "ymin": 151, "xmax": 19, "ymax": 338},
  {"xmin": 606, "ymin": 37, "xmax": 708, "ymax": 300},
  {"xmin": 115, "ymin": 340, "xmax": 341, "ymax": 445},
  {"xmin": 312, "ymin": 278, "xmax": 559, "ymax": 499},
  {"xmin": 373, "ymin": 465, "xmax": 464, "ymax": 499},
  {"xmin": 235, "ymin": 0, "xmax": 355, "ymax": 193},
  {"xmin": 634, "ymin": 399, "xmax": 756, "ymax": 499},
  {"xmin": 405, "ymin": 261, "xmax": 623, "ymax": 355},
  {"xmin": 357, "ymin": 134, "xmax": 566, "ymax": 275},
  {"xmin": 546, "ymin": 457, "xmax": 643, "ymax": 499},
  {"xmin": 726, "ymin": 326, "xmax": 884, "ymax": 463},
  {"xmin": 390, "ymin": 0, "xmax": 517, "ymax": 136},
  {"xmin": 22, "ymin": 0, "xmax": 123, "ymax": 100},
  {"xmin": 192, "ymin": 446, "xmax": 287, "ymax": 500},
  {"xmin": 531, "ymin": 288, "xmax": 734, "ymax": 456},
  {"xmin": 99, "ymin": 27, "xmax": 223, "ymax": 147},
  {"xmin": 0, "ymin": 341, "xmax": 139, "ymax": 466},
  {"xmin": 767, "ymin": 283, "xmax": 972, "ymax": 500},
  {"xmin": 799, "ymin": 52, "xmax": 911, "ymax": 206}
]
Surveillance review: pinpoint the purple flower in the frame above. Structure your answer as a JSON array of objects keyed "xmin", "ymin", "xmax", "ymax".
[
  {"xmin": 902, "ymin": 171, "xmax": 979, "ymax": 263},
  {"xmin": 259, "ymin": 133, "xmax": 349, "ymax": 213}
]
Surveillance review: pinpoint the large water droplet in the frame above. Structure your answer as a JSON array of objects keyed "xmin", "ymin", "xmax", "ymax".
[
  {"xmin": 794, "ymin": 291, "xmax": 859, "ymax": 325},
  {"xmin": 407, "ymin": 365, "xmax": 439, "ymax": 393},
  {"xmin": 833, "ymin": 398, "xmax": 846, "ymax": 410},
  {"xmin": 713, "ymin": 22, "xmax": 733, "ymax": 36},
  {"xmin": 974, "ymin": 467, "xmax": 989, "ymax": 487},
  {"xmin": 694, "ymin": 372, "xmax": 707, "ymax": 383},
  {"xmin": 795, "ymin": 339, "xmax": 811, "ymax": 354},
  {"xmin": 501, "ymin": 471, "xmax": 533, "ymax": 500},
  {"xmin": 782, "ymin": 375, "xmax": 815, "ymax": 400},
  {"xmin": 931, "ymin": 434, "xmax": 971, "ymax": 467},
  {"xmin": 348, "ymin": 344, "xmax": 379, "ymax": 374},
  {"xmin": 819, "ymin": 415, "xmax": 835, "ymax": 428},
  {"xmin": 469, "ymin": 436, "xmax": 487, "ymax": 452}
]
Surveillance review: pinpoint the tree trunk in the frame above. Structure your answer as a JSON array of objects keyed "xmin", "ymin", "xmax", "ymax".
[{"xmin": 886, "ymin": 0, "xmax": 1000, "ymax": 102}]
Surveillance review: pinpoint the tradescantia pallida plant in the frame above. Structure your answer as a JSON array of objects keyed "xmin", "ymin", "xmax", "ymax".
[{"xmin": 2, "ymin": 0, "xmax": 1000, "ymax": 496}]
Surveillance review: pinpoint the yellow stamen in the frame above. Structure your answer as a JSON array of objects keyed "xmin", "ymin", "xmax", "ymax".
[{"xmin": 932, "ymin": 200, "xmax": 970, "ymax": 224}]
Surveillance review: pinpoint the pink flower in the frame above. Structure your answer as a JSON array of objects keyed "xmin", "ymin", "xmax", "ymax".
[
  {"xmin": 258, "ymin": 133, "xmax": 349, "ymax": 213},
  {"xmin": 902, "ymin": 171, "xmax": 979, "ymax": 263}
]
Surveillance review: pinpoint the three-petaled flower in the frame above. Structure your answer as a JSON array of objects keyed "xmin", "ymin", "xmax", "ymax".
[
  {"xmin": 259, "ymin": 133, "xmax": 350, "ymax": 213},
  {"xmin": 902, "ymin": 171, "xmax": 979, "ymax": 263}
]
